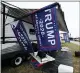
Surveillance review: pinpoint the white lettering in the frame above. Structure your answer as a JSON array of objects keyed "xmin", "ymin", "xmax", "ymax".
[
  {"xmin": 46, "ymin": 22, "xmax": 53, "ymax": 29},
  {"xmin": 45, "ymin": 14, "xmax": 52, "ymax": 22},
  {"xmin": 45, "ymin": 9, "xmax": 56, "ymax": 45},
  {"xmin": 45, "ymin": 9, "xmax": 51, "ymax": 13},
  {"xmin": 47, "ymin": 30, "xmax": 55, "ymax": 39},
  {"xmin": 48, "ymin": 39, "xmax": 56, "ymax": 45}
]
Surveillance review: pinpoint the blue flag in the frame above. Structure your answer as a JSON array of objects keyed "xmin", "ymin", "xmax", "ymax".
[
  {"xmin": 63, "ymin": 33, "xmax": 70, "ymax": 42},
  {"xmin": 32, "ymin": 5, "xmax": 61, "ymax": 51},
  {"xmin": 10, "ymin": 20, "xmax": 34, "ymax": 53}
]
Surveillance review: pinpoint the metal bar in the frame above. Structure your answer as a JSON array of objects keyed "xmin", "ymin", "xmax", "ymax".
[
  {"xmin": 1, "ymin": 37, "xmax": 15, "ymax": 39},
  {"xmin": 4, "ymin": 41, "xmax": 18, "ymax": 43},
  {"xmin": 3, "ymin": 4, "xmax": 5, "ymax": 44}
]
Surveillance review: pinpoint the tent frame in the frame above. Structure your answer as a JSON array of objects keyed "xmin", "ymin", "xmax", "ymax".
[{"xmin": 1, "ymin": 1, "xmax": 69, "ymax": 44}]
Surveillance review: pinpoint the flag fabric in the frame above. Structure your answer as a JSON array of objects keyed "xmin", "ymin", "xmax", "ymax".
[
  {"xmin": 10, "ymin": 20, "xmax": 34, "ymax": 53},
  {"xmin": 63, "ymin": 33, "xmax": 70, "ymax": 42},
  {"xmin": 32, "ymin": 4, "xmax": 61, "ymax": 51}
]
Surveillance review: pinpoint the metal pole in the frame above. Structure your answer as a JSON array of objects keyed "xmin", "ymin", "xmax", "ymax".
[{"xmin": 3, "ymin": 4, "xmax": 5, "ymax": 44}]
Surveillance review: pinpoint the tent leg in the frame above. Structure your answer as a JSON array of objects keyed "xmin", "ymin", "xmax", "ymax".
[{"xmin": 2, "ymin": 4, "xmax": 5, "ymax": 44}]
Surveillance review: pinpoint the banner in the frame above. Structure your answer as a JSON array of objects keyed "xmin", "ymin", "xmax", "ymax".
[
  {"xmin": 33, "ymin": 6, "xmax": 61, "ymax": 51},
  {"xmin": 63, "ymin": 33, "xmax": 70, "ymax": 42},
  {"xmin": 10, "ymin": 20, "xmax": 33, "ymax": 53}
]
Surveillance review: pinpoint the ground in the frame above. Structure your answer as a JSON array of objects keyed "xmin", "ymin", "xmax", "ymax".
[
  {"xmin": 2, "ymin": 42, "xmax": 80, "ymax": 73},
  {"xmin": 62, "ymin": 42, "xmax": 80, "ymax": 73}
]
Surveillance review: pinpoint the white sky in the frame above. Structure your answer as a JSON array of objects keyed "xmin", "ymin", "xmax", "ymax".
[{"xmin": 8, "ymin": 2, "xmax": 79, "ymax": 38}]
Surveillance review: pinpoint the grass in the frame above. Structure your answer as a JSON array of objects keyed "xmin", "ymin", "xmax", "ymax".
[
  {"xmin": 61, "ymin": 42, "xmax": 80, "ymax": 73},
  {"xmin": 62, "ymin": 42, "xmax": 80, "ymax": 54},
  {"xmin": 2, "ymin": 61, "xmax": 43, "ymax": 73}
]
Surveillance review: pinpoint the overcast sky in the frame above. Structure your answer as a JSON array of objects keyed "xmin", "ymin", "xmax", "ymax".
[{"xmin": 8, "ymin": 2, "xmax": 79, "ymax": 38}]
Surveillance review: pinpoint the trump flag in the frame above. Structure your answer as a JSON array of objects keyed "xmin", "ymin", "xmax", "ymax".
[
  {"xmin": 10, "ymin": 20, "xmax": 34, "ymax": 53},
  {"xmin": 32, "ymin": 4, "xmax": 61, "ymax": 51}
]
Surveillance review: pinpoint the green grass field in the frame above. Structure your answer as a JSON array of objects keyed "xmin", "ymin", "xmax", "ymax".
[{"xmin": 61, "ymin": 42, "xmax": 80, "ymax": 73}]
